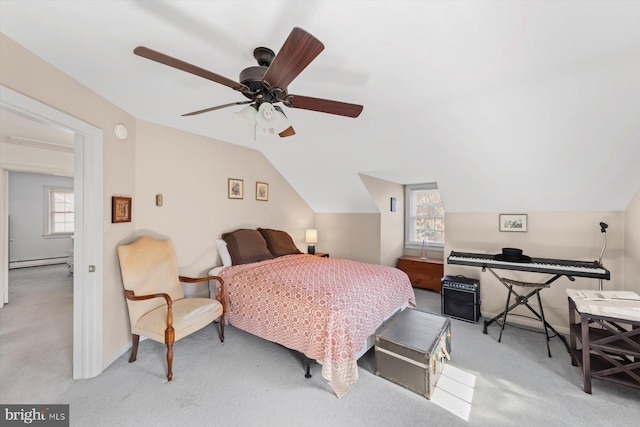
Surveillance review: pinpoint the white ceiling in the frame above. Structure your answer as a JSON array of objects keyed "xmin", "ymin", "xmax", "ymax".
[
  {"xmin": 0, "ymin": 109, "xmax": 74, "ymax": 147},
  {"xmin": 2, "ymin": 1, "xmax": 639, "ymax": 213}
]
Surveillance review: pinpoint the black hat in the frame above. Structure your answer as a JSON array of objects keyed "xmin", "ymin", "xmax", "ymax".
[{"xmin": 494, "ymin": 247, "xmax": 531, "ymax": 263}]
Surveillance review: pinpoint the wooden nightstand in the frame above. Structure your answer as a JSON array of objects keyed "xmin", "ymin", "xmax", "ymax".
[
  {"xmin": 397, "ymin": 256, "xmax": 444, "ymax": 292},
  {"xmin": 314, "ymin": 252, "xmax": 329, "ymax": 258}
]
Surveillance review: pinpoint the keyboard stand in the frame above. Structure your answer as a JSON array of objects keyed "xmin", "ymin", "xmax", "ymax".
[{"xmin": 482, "ymin": 267, "xmax": 571, "ymax": 356}]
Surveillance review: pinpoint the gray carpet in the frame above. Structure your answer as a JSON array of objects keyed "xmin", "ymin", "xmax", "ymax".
[{"xmin": 1, "ymin": 265, "xmax": 639, "ymax": 426}]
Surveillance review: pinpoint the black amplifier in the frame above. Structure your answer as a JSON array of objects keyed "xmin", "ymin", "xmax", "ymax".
[{"xmin": 441, "ymin": 275, "xmax": 481, "ymax": 323}]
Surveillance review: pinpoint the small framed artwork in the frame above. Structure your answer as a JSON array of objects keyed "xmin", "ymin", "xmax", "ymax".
[
  {"xmin": 228, "ymin": 178, "xmax": 244, "ymax": 199},
  {"xmin": 499, "ymin": 214, "xmax": 527, "ymax": 232},
  {"xmin": 256, "ymin": 182, "xmax": 269, "ymax": 201},
  {"xmin": 390, "ymin": 197, "xmax": 397, "ymax": 212},
  {"xmin": 112, "ymin": 196, "xmax": 132, "ymax": 223}
]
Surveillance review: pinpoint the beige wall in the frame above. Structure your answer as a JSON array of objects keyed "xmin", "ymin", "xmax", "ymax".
[
  {"xmin": 625, "ymin": 187, "xmax": 640, "ymax": 293},
  {"xmin": 445, "ymin": 211, "xmax": 625, "ymax": 332},
  {"xmin": 134, "ymin": 119, "xmax": 315, "ymax": 280},
  {"xmin": 316, "ymin": 174, "xmax": 404, "ymax": 267},
  {"xmin": 315, "ymin": 213, "xmax": 380, "ymax": 264},
  {"xmin": 360, "ymin": 174, "xmax": 405, "ymax": 266}
]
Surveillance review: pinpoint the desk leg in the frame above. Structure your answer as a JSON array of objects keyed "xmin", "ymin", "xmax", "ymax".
[
  {"xmin": 581, "ymin": 314, "xmax": 592, "ymax": 394},
  {"xmin": 568, "ymin": 298, "xmax": 578, "ymax": 367}
]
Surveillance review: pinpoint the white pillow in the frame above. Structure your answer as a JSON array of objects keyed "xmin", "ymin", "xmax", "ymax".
[{"xmin": 216, "ymin": 239, "xmax": 232, "ymax": 267}]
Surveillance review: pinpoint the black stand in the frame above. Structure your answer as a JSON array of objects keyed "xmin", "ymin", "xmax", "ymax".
[
  {"xmin": 598, "ymin": 222, "xmax": 608, "ymax": 291},
  {"xmin": 482, "ymin": 267, "xmax": 571, "ymax": 356},
  {"xmin": 305, "ymin": 357, "xmax": 313, "ymax": 378}
]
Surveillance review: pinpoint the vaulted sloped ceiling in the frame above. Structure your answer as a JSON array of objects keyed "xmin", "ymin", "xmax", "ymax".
[{"xmin": 1, "ymin": 1, "xmax": 638, "ymax": 213}]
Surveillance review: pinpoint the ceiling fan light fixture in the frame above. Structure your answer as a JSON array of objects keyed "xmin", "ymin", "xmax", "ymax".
[
  {"xmin": 254, "ymin": 125, "xmax": 276, "ymax": 135},
  {"xmin": 234, "ymin": 104, "xmax": 258, "ymax": 129},
  {"xmin": 259, "ymin": 102, "xmax": 275, "ymax": 120},
  {"xmin": 235, "ymin": 103, "xmax": 287, "ymax": 135},
  {"xmin": 273, "ymin": 106, "xmax": 294, "ymax": 135},
  {"xmin": 255, "ymin": 102, "xmax": 290, "ymax": 134}
]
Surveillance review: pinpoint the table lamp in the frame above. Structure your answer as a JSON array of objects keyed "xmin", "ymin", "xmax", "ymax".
[{"xmin": 305, "ymin": 229, "xmax": 317, "ymax": 254}]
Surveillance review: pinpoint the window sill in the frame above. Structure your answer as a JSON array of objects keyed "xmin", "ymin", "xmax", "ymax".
[
  {"xmin": 43, "ymin": 234, "xmax": 74, "ymax": 239},
  {"xmin": 404, "ymin": 243, "xmax": 444, "ymax": 252}
]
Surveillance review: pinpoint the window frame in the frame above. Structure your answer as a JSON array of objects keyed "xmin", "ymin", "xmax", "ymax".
[
  {"xmin": 44, "ymin": 186, "xmax": 74, "ymax": 238},
  {"xmin": 404, "ymin": 182, "xmax": 445, "ymax": 251}
]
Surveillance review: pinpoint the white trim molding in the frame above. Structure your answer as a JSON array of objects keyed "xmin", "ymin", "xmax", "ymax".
[{"xmin": 1, "ymin": 85, "xmax": 103, "ymax": 380}]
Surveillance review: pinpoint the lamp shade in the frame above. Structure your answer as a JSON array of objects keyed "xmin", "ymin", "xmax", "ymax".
[
  {"xmin": 234, "ymin": 104, "xmax": 258, "ymax": 129},
  {"xmin": 305, "ymin": 229, "xmax": 318, "ymax": 244},
  {"xmin": 256, "ymin": 103, "xmax": 290, "ymax": 133}
]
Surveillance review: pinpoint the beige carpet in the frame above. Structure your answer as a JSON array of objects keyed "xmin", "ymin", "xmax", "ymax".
[
  {"xmin": 0, "ymin": 264, "xmax": 73, "ymax": 402},
  {"xmin": 1, "ymin": 264, "xmax": 639, "ymax": 426}
]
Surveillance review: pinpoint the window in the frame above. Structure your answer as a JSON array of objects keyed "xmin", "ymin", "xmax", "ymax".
[
  {"xmin": 45, "ymin": 187, "xmax": 74, "ymax": 236},
  {"xmin": 405, "ymin": 183, "xmax": 445, "ymax": 249}
]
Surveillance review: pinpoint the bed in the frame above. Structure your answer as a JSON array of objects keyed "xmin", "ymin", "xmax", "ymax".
[{"xmin": 209, "ymin": 228, "xmax": 416, "ymax": 397}]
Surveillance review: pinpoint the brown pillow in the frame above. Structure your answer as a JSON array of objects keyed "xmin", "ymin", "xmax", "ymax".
[
  {"xmin": 221, "ymin": 229, "xmax": 274, "ymax": 265},
  {"xmin": 258, "ymin": 228, "xmax": 302, "ymax": 257}
]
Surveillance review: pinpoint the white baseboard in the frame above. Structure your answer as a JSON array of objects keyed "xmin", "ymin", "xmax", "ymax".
[
  {"xmin": 9, "ymin": 257, "xmax": 68, "ymax": 269},
  {"xmin": 103, "ymin": 340, "xmax": 134, "ymax": 371},
  {"xmin": 102, "ymin": 336, "xmax": 148, "ymax": 372}
]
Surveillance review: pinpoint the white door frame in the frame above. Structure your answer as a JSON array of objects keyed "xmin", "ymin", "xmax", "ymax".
[{"xmin": 1, "ymin": 86, "xmax": 103, "ymax": 379}]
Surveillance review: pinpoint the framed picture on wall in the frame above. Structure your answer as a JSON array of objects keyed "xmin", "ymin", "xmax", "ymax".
[
  {"xmin": 228, "ymin": 178, "xmax": 243, "ymax": 199},
  {"xmin": 499, "ymin": 213, "xmax": 527, "ymax": 232},
  {"xmin": 256, "ymin": 182, "xmax": 269, "ymax": 201},
  {"xmin": 112, "ymin": 196, "xmax": 132, "ymax": 223}
]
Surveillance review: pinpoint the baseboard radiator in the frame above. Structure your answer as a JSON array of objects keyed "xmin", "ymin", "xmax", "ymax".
[{"xmin": 9, "ymin": 256, "xmax": 69, "ymax": 269}]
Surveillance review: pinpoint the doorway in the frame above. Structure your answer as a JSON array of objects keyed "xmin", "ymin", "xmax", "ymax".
[{"xmin": 1, "ymin": 85, "xmax": 103, "ymax": 379}]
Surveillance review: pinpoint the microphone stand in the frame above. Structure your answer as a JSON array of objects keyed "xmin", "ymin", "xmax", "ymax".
[{"xmin": 598, "ymin": 222, "xmax": 608, "ymax": 291}]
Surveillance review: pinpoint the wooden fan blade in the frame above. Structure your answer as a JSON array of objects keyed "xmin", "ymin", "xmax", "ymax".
[
  {"xmin": 262, "ymin": 28, "xmax": 324, "ymax": 90},
  {"xmin": 182, "ymin": 101, "xmax": 252, "ymax": 117},
  {"xmin": 279, "ymin": 126, "xmax": 296, "ymax": 137},
  {"xmin": 134, "ymin": 46, "xmax": 243, "ymax": 90},
  {"xmin": 286, "ymin": 95, "xmax": 363, "ymax": 118}
]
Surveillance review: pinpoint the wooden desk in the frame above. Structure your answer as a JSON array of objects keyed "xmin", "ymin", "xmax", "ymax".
[
  {"xmin": 397, "ymin": 256, "xmax": 444, "ymax": 292},
  {"xmin": 567, "ymin": 289, "xmax": 640, "ymax": 393}
]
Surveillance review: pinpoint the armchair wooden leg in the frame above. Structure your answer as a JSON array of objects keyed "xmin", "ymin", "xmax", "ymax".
[
  {"xmin": 165, "ymin": 326, "xmax": 175, "ymax": 381},
  {"xmin": 129, "ymin": 334, "xmax": 140, "ymax": 363},
  {"xmin": 166, "ymin": 341, "xmax": 174, "ymax": 381}
]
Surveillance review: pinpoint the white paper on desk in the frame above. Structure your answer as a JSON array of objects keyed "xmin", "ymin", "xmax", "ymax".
[
  {"xmin": 601, "ymin": 307, "xmax": 640, "ymax": 321},
  {"xmin": 575, "ymin": 290, "xmax": 640, "ymax": 301}
]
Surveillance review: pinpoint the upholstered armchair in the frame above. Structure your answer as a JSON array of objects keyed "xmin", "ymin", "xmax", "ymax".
[{"xmin": 116, "ymin": 236, "xmax": 225, "ymax": 381}]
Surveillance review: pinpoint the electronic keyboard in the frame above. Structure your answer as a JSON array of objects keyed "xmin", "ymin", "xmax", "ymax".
[{"xmin": 447, "ymin": 251, "xmax": 610, "ymax": 280}]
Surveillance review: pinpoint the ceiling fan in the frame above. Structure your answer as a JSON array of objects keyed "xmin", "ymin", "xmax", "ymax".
[{"xmin": 134, "ymin": 27, "xmax": 363, "ymax": 137}]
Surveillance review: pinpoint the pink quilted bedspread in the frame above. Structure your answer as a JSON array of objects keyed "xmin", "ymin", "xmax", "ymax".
[{"xmin": 218, "ymin": 254, "xmax": 416, "ymax": 397}]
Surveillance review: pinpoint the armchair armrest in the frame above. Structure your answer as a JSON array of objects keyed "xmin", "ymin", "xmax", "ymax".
[
  {"xmin": 124, "ymin": 289, "xmax": 175, "ymax": 340},
  {"xmin": 179, "ymin": 275, "xmax": 222, "ymax": 284},
  {"xmin": 178, "ymin": 275, "xmax": 226, "ymax": 314},
  {"xmin": 124, "ymin": 289, "xmax": 172, "ymax": 306}
]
